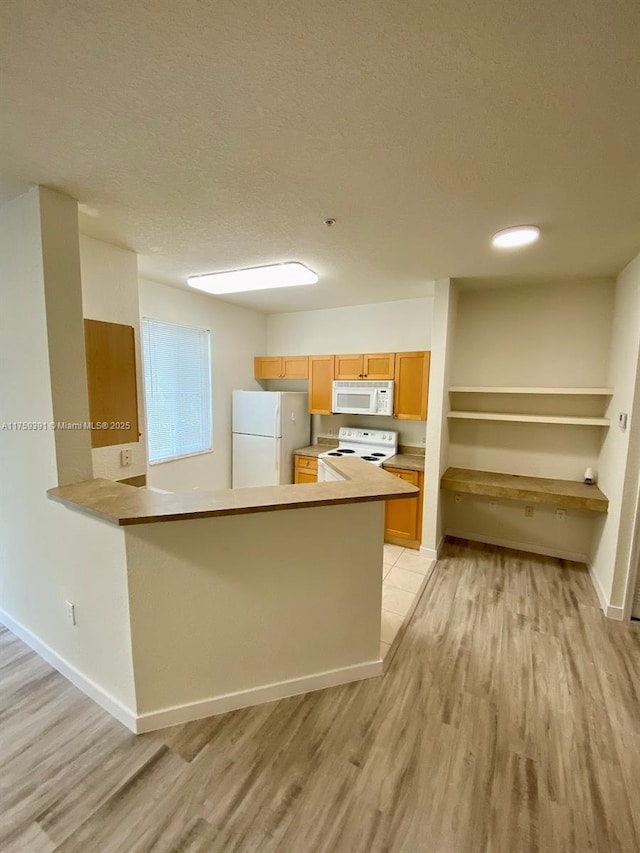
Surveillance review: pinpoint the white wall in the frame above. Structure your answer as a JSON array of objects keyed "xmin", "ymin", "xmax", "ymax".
[
  {"xmin": 591, "ymin": 253, "xmax": 640, "ymax": 611},
  {"xmin": 266, "ymin": 297, "xmax": 434, "ymax": 446},
  {"xmin": 266, "ymin": 297, "xmax": 434, "ymax": 355},
  {"xmin": 138, "ymin": 279, "xmax": 266, "ymax": 492},
  {"xmin": 422, "ymin": 279, "xmax": 457, "ymax": 555},
  {"xmin": 125, "ymin": 502, "xmax": 383, "ymax": 721},
  {"xmin": 451, "ymin": 279, "xmax": 615, "ymax": 387},
  {"xmin": 0, "ymin": 188, "xmax": 136, "ymax": 711},
  {"xmin": 444, "ymin": 278, "xmax": 616, "ymax": 561},
  {"xmin": 80, "ymin": 235, "xmax": 147, "ymax": 481}
]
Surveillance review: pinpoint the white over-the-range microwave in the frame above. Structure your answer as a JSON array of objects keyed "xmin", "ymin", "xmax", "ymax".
[{"xmin": 332, "ymin": 380, "xmax": 394, "ymax": 416}]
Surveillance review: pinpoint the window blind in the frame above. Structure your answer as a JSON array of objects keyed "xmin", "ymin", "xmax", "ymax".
[{"xmin": 142, "ymin": 318, "xmax": 212, "ymax": 463}]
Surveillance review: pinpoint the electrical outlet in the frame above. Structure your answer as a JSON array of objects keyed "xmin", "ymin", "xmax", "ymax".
[
  {"xmin": 454, "ymin": 494, "xmax": 462, "ymax": 505},
  {"xmin": 618, "ymin": 413, "xmax": 628, "ymax": 431},
  {"xmin": 65, "ymin": 600, "xmax": 76, "ymax": 626},
  {"xmin": 489, "ymin": 500, "xmax": 498, "ymax": 512},
  {"xmin": 524, "ymin": 505, "xmax": 534, "ymax": 518},
  {"xmin": 555, "ymin": 508, "xmax": 567, "ymax": 521},
  {"xmin": 120, "ymin": 448, "xmax": 132, "ymax": 467}
]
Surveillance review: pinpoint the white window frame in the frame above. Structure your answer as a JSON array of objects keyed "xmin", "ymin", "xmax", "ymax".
[{"xmin": 142, "ymin": 317, "xmax": 213, "ymax": 465}]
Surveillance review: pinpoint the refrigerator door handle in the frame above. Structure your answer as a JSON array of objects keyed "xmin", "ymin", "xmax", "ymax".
[{"xmin": 275, "ymin": 438, "xmax": 279, "ymax": 480}]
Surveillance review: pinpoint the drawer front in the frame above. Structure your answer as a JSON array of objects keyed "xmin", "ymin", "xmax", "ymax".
[
  {"xmin": 295, "ymin": 455, "xmax": 318, "ymax": 472},
  {"xmin": 384, "ymin": 466, "xmax": 420, "ymax": 486}
]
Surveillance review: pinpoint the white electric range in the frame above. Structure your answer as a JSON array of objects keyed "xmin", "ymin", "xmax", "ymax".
[{"xmin": 317, "ymin": 427, "xmax": 398, "ymax": 480}]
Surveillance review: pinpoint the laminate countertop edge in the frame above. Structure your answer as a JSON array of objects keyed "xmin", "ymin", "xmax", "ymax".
[
  {"xmin": 47, "ymin": 458, "xmax": 418, "ymax": 526},
  {"xmin": 440, "ymin": 467, "xmax": 609, "ymax": 512}
]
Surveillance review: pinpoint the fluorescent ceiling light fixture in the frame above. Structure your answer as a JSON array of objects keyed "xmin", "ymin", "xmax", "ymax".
[
  {"xmin": 491, "ymin": 225, "xmax": 540, "ymax": 249},
  {"xmin": 188, "ymin": 262, "xmax": 318, "ymax": 294}
]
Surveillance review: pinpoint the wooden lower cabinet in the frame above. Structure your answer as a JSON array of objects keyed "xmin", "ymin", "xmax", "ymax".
[
  {"xmin": 384, "ymin": 467, "xmax": 423, "ymax": 549},
  {"xmin": 294, "ymin": 455, "xmax": 318, "ymax": 483}
]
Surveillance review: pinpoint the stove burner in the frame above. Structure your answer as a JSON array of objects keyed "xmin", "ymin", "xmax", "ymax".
[
  {"xmin": 361, "ymin": 456, "xmax": 379, "ymax": 462},
  {"xmin": 327, "ymin": 451, "xmax": 342, "ymax": 456},
  {"xmin": 338, "ymin": 448, "xmax": 355, "ymax": 453},
  {"xmin": 370, "ymin": 452, "xmax": 386, "ymax": 457}
]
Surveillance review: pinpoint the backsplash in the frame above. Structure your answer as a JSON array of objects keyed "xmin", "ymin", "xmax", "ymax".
[{"xmin": 313, "ymin": 413, "xmax": 427, "ymax": 448}]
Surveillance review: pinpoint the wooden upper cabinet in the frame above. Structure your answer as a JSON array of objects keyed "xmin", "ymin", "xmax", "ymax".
[
  {"xmin": 308, "ymin": 355, "xmax": 335, "ymax": 414},
  {"xmin": 254, "ymin": 356, "xmax": 283, "ymax": 379},
  {"xmin": 363, "ymin": 353, "xmax": 395, "ymax": 379},
  {"xmin": 254, "ymin": 356, "xmax": 309, "ymax": 379},
  {"xmin": 282, "ymin": 355, "xmax": 309, "ymax": 379},
  {"xmin": 334, "ymin": 354, "xmax": 363, "ymax": 379},
  {"xmin": 84, "ymin": 319, "xmax": 139, "ymax": 449},
  {"xmin": 335, "ymin": 353, "xmax": 394, "ymax": 379},
  {"xmin": 394, "ymin": 351, "xmax": 430, "ymax": 420}
]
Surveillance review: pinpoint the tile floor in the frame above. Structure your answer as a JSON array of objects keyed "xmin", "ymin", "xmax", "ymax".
[{"xmin": 380, "ymin": 544, "xmax": 435, "ymax": 663}]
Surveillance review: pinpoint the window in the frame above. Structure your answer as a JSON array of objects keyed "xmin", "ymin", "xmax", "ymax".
[{"xmin": 142, "ymin": 318, "xmax": 212, "ymax": 464}]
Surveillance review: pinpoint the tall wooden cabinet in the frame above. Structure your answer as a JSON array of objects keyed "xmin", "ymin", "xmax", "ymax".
[
  {"xmin": 84, "ymin": 319, "xmax": 139, "ymax": 448},
  {"xmin": 308, "ymin": 355, "xmax": 335, "ymax": 414},
  {"xmin": 394, "ymin": 351, "xmax": 430, "ymax": 420}
]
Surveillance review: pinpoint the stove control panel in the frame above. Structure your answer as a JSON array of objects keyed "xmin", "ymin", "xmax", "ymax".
[{"xmin": 337, "ymin": 427, "xmax": 398, "ymax": 448}]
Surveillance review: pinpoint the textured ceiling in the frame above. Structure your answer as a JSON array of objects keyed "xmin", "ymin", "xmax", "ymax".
[{"xmin": 1, "ymin": 0, "xmax": 639, "ymax": 313}]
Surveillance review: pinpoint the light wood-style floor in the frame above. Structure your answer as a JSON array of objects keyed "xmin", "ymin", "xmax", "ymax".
[{"xmin": 2, "ymin": 537, "xmax": 640, "ymax": 852}]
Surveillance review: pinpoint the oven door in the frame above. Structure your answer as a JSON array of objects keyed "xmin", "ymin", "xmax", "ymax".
[{"xmin": 332, "ymin": 384, "xmax": 377, "ymax": 415}]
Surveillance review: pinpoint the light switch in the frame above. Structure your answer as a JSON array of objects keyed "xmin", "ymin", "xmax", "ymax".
[{"xmin": 618, "ymin": 413, "xmax": 628, "ymax": 431}]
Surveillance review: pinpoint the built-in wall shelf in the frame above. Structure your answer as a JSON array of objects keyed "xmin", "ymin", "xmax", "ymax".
[
  {"xmin": 448, "ymin": 411, "xmax": 610, "ymax": 426},
  {"xmin": 441, "ymin": 467, "xmax": 609, "ymax": 513},
  {"xmin": 449, "ymin": 386, "xmax": 613, "ymax": 395}
]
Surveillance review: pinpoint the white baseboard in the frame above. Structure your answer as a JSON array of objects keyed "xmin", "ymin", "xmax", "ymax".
[
  {"xmin": 445, "ymin": 529, "xmax": 589, "ymax": 564},
  {"xmin": 1, "ymin": 609, "xmax": 383, "ymax": 734},
  {"xmin": 585, "ymin": 565, "xmax": 625, "ymax": 620},
  {"xmin": 605, "ymin": 604, "xmax": 625, "ymax": 621},
  {"xmin": 0, "ymin": 608, "xmax": 138, "ymax": 732},
  {"xmin": 1, "ymin": 608, "xmax": 383, "ymax": 734},
  {"xmin": 419, "ymin": 536, "xmax": 443, "ymax": 561},
  {"xmin": 135, "ymin": 659, "xmax": 383, "ymax": 733}
]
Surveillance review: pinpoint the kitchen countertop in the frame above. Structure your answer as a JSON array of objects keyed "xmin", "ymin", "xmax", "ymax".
[
  {"xmin": 383, "ymin": 454, "xmax": 425, "ymax": 472},
  {"xmin": 293, "ymin": 444, "xmax": 329, "ymax": 458},
  {"xmin": 48, "ymin": 457, "xmax": 418, "ymax": 527}
]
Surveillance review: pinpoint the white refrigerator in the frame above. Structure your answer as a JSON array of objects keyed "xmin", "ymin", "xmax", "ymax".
[{"xmin": 232, "ymin": 391, "xmax": 311, "ymax": 488}]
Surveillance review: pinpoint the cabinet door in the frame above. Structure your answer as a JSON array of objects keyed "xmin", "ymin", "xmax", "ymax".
[
  {"xmin": 334, "ymin": 354, "xmax": 364, "ymax": 379},
  {"xmin": 254, "ymin": 356, "xmax": 283, "ymax": 379},
  {"xmin": 294, "ymin": 455, "xmax": 318, "ymax": 483},
  {"xmin": 384, "ymin": 468, "xmax": 422, "ymax": 547},
  {"xmin": 84, "ymin": 319, "xmax": 139, "ymax": 449},
  {"xmin": 309, "ymin": 356, "xmax": 335, "ymax": 414},
  {"xmin": 282, "ymin": 355, "xmax": 309, "ymax": 379},
  {"xmin": 362, "ymin": 353, "xmax": 395, "ymax": 379},
  {"xmin": 394, "ymin": 351, "xmax": 430, "ymax": 420}
]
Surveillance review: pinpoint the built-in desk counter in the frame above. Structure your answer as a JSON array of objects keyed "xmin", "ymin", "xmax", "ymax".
[{"xmin": 441, "ymin": 467, "xmax": 609, "ymax": 512}]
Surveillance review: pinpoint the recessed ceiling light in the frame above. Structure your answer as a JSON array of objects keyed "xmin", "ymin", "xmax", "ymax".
[
  {"xmin": 491, "ymin": 225, "xmax": 540, "ymax": 249},
  {"xmin": 187, "ymin": 262, "xmax": 318, "ymax": 295}
]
